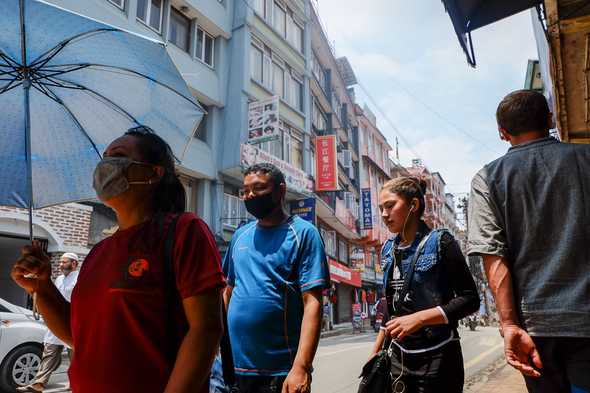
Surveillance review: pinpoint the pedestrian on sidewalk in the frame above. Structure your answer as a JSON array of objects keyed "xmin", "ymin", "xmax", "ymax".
[
  {"xmin": 17, "ymin": 253, "xmax": 79, "ymax": 393},
  {"xmin": 11, "ymin": 127, "xmax": 226, "ymax": 393},
  {"xmin": 468, "ymin": 90, "xmax": 590, "ymax": 393},
  {"xmin": 223, "ymin": 163, "xmax": 330, "ymax": 393},
  {"xmin": 368, "ymin": 177, "xmax": 479, "ymax": 392}
]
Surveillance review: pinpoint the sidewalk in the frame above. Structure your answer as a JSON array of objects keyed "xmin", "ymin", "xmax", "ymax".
[{"xmin": 470, "ymin": 362, "xmax": 527, "ymax": 393}]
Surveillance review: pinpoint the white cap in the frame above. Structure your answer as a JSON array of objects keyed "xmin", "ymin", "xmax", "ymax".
[{"xmin": 61, "ymin": 252, "xmax": 79, "ymax": 262}]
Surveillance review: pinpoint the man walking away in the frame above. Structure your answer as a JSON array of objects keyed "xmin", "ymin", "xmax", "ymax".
[
  {"xmin": 468, "ymin": 90, "xmax": 590, "ymax": 393},
  {"xmin": 17, "ymin": 253, "xmax": 80, "ymax": 392},
  {"xmin": 223, "ymin": 163, "xmax": 330, "ymax": 393}
]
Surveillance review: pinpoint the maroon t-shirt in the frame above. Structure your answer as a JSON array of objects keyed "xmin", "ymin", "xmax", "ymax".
[{"xmin": 69, "ymin": 213, "xmax": 225, "ymax": 393}]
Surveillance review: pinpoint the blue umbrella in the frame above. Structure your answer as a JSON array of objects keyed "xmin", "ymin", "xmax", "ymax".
[{"xmin": 0, "ymin": 0, "xmax": 205, "ymax": 240}]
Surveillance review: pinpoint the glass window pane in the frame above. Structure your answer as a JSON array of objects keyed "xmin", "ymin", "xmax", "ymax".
[
  {"xmin": 274, "ymin": 3, "xmax": 286, "ymax": 37},
  {"xmin": 170, "ymin": 8, "xmax": 190, "ymax": 52},
  {"xmin": 196, "ymin": 29, "xmax": 204, "ymax": 60},
  {"xmin": 250, "ymin": 45, "xmax": 263, "ymax": 82},
  {"xmin": 136, "ymin": 0, "xmax": 147, "ymax": 21},
  {"xmin": 204, "ymin": 35, "xmax": 214, "ymax": 66},
  {"xmin": 149, "ymin": 0, "xmax": 162, "ymax": 31},
  {"xmin": 273, "ymin": 64, "xmax": 284, "ymax": 98}
]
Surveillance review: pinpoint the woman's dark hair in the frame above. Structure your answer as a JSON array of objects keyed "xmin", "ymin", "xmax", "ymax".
[
  {"xmin": 381, "ymin": 176, "xmax": 427, "ymax": 218},
  {"xmin": 496, "ymin": 90, "xmax": 550, "ymax": 136},
  {"xmin": 125, "ymin": 126, "xmax": 186, "ymax": 214}
]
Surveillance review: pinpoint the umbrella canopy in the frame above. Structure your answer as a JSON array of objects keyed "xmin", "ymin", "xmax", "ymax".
[{"xmin": 0, "ymin": 0, "xmax": 204, "ymax": 211}]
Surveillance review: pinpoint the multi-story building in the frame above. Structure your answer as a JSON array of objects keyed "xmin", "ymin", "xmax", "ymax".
[
  {"xmin": 356, "ymin": 104, "xmax": 392, "ymax": 305},
  {"xmin": 406, "ymin": 160, "xmax": 446, "ymax": 229},
  {"xmin": 308, "ymin": 6, "xmax": 363, "ymax": 325},
  {"xmin": 443, "ymin": 192, "xmax": 458, "ymax": 235},
  {"xmin": 0, "ymin": 0, "xmax": 233, "ymax": 306}
]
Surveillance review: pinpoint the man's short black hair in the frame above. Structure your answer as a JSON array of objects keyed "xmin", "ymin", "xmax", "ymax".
[
  {"xmin": 496, "ymin": 90, "xmax": 550, "ymax": 136},
  {"xmin": 244, "ymin": 163, "xmax": 285, "ymax": 189}
]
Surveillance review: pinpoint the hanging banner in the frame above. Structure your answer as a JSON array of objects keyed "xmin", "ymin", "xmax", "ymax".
[
  {"xmin": 361, "ymin": 188, "xmax": 373, "ymax": 229},
  {"xmin": 241, "ymin": 144, "xmax": 313, "ymax": 193},
  {"xmin": 289, "ymin": 198, "xmax": 316, "ymax": 224},
  {"xmin": 248, "ymin": 96, "xmax": 279, "ymax": 144},
  {"xmin": 315, "ymin": 135, "xmax": 338, "ymax": 191}
]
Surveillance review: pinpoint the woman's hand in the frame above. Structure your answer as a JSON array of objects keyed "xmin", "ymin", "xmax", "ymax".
[
  {"xmin": 385, "ymin": 314, "xmax": 424, "ymax": 341},
  {"xmin": 11, "ymin": 240, "xmax": 52, "ymax": 294}
]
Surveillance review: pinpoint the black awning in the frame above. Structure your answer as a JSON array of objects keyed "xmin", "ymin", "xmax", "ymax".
[{"xmin": 442, "ymin": 0, "xmax": 542, "ymax": 67}]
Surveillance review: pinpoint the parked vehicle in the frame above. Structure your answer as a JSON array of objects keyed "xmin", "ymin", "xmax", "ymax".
[
  {"xmin": 372, "ymin": 297, "xmax": 386, "ymax": 333},
  {"xmin": 0, "ymin": 298, "xmax": 47, "ymax": 392}
]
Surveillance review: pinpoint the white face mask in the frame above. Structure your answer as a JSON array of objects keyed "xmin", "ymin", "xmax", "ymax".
[{"xmin": 92, "ymin": 157, "xmax": 155, "ymax": 201}]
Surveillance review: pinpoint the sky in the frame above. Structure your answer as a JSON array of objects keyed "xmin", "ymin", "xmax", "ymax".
[{"xmin": 315, "ymin": 1, "xmax": 539, "ymax": 197}]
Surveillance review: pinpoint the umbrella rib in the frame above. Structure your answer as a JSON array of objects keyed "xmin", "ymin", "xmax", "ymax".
[
  {"xmin": 35, "ymin": 64, "xmax": 91, "ymax": 80},
  {"xmin": 40, "ymin": 63, "xmax": 201, "ymax": 109},
  {"xmin": 40, "ymin": 84, "xmax": 103, "ymax": 158},
  {"xmin": 42, "ymin": 75, "xmax": 141, "ymax": 125},
  {"xmin": 0, "ymin": 51, "xmax": 21, "ymax": 68},
  {"xmin": 29, "ymin": 28, "xmax": 118, "ymax": 69},
  {"xmin": 0, "ymin": 80, "xmax": 23, "ymax": 95}
]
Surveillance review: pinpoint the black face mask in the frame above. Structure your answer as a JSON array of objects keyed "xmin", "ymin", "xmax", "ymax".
[{"xmin": 244, "ymin": 192, "xmax": 278, "ymax": 219}]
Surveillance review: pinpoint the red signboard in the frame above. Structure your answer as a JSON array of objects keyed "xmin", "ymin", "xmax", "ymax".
[
  {"xmin": 315, "ymin": 135, "xmax": 338, "ymax": 191},
  {"xmin": 328, "ymin": 258, "xmax": 361, "ymax": 288}
]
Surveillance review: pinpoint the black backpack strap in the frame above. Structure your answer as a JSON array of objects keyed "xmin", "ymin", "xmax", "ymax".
[
  {"xmin": 397, "ymin": 230, "xmax": 434, "ymax": 307},
  {"xmin": 162, "ymin": 213, "xmax": 181, "ymax": 364}
]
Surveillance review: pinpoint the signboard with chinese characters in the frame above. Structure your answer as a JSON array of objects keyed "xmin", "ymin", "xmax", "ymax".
[
  {"xmin": 248, "ymin": 96, "xmax": 279, "ymax": 144},
  {"xmin": 315, "ymin": 135, "xmax": 338, "ymax": 192},
  {"xmin": 361, "ymin": 188, "xmax": 373, "ymax": 229},
  {"xmin": 289, "ymin": 198, "xmax": 316, "ymax": 224},
  {"xmin": 241, "ymin": 144, "xmax": 314, "ymax": 194}
]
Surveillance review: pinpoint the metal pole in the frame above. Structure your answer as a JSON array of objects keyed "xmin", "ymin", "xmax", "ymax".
[{"xmin": 19, "ymin": 0, "xmax": 33, "ymax": 242}]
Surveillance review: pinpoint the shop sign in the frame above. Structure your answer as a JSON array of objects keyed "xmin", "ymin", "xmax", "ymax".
[
  {"xmin": 248, "ymin": 96, "xmax": 279, "ymax": 144},
  {"xmin": 241, "ymin": 143, "xmax": 313, "ymax": 193},
  {"xmin": 315, "ymin": 135, "xmax": 338, "ymax": 191},
  {"xmin": 361, "ymin": 188, "xmax": 373, "ymax": 229},
  {"xmin": 289, "ymin": 198, "xmax": 316, "ymax": 224}
]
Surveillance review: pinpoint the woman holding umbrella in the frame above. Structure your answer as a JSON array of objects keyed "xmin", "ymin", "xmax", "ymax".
[
  {"xmin": 368, "ymin": 177, "xmax": 480, "ymax": 392},
  {"xmin": 11, "ymin": 127, "xmax": 225, "ymax": 393}
]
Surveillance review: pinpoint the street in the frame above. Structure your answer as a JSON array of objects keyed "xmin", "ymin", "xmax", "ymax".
[{"xmin": 312, "ymin": 326, "xmax": 505, "ymax": 393}]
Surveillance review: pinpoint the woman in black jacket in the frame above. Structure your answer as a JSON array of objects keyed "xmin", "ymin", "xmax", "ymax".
[{"xmin": 369, "ymin": 176, "xmax": 480, "ymax": 392}]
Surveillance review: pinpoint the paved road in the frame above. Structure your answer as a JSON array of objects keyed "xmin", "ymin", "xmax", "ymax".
[
  {"xmin": 43, "ymin": 326, "xmax": 504, "ymax": 393},
  {"xmin": 312, "ymin": 325, "xmax": 504, "ymax": 393}
]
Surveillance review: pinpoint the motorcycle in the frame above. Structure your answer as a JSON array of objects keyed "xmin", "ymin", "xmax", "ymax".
[{"xmin": 467, "ymin": 315, "xmax": 478, "ymax": 331}]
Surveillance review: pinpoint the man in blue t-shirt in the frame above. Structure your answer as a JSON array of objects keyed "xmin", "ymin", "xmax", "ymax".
[{"xmin": 223, "ymin": 163, "xmax": 330, "ymax": 393}]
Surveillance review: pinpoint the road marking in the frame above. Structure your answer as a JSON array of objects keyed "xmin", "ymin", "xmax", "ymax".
[
  {"xmin": 317, "ymin": 343, "xmax": 373, "ymax": 358},
  {"xmin": 464, "ymin": 342, "xmax": 504, "ymax": 370}
]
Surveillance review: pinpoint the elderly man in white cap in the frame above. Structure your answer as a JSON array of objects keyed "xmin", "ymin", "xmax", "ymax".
[{"xmin": 17, "ymin": 253, "xmax": 79, "ymax": 392}]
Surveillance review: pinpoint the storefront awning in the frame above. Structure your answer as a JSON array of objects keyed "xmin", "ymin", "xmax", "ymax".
[
  {"xmin": 329, "ymin": 258, "xmax": 362, "ymax": 288},
  {"xmin": 442, "ymin": 0, "xmax": 542, "ymax": 67}
]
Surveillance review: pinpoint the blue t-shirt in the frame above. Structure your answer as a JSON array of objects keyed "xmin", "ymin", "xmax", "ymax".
[{"xmin": 223, "ymin": 216, "xmax": 330, "ymax": 376}]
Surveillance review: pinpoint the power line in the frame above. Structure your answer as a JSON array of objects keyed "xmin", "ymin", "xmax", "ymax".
[
  {"xmin": 383, "ymin": 77, "xmax": 503, "ymax": 156},
  {"xmin": 357, "ymin": 81, "xmax": 425, "ymax": 163}
]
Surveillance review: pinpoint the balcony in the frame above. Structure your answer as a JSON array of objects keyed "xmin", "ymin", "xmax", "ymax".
[{"xmin": 316, "ymin": 193, "xmax": 360, "ymax": 240}]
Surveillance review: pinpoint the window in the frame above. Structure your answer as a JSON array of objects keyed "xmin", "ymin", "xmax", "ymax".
[
  {"xmin": 310, "ymin": 147, "xmax": 316, "ymax": 178},
  {"xmin": 250, "ymin": 45, "xmax": 263, "ymax": 83},
  {"xmin": 289, "ymin": 20, "xmax": 304, "ymax": 52},
  {"xmin": 273, "ymin": 2, "xmax": 286, "ymax": 37},
  {"xmin": 312, "ymin": 100, "xmax": 327, "ymax": 132},
  {"xmin": 169, "ymin": 8, "xmax": 191, "ymax": 52},
  {"xmin": 259, "ymin": 133, "xmax": 282, "ymax": 159},
  {"xmin": 288, "ymin": 73, "xmax": 303, "ymax": 111},
  {"xmin": 254, "ymin": 0, "xmax": 266, "ymax": 18},
  {"xmin": 338, "ymin": 239, "xmax": 349, "ymax": 265},
  {"xmin": 223, "ymin": 193, "xmax": 250, "ymax": 228},
  {"xmin": 321, "ymin": 228, "xmax": 337, "ymax": 257},
  {"xmin": 137, "ymin": 0, "xmax": 163, "ymax": 32},
  {"xmin": 108, "ymin": 0, "xmax": 125, "ymax": 10},
  {"xmin": 273, "ymin": 62, "xmax": 285, "ymax": 99},
  {"xmin": 196, "ymin": 27, "xmax": 215, "ymax": 67}
]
